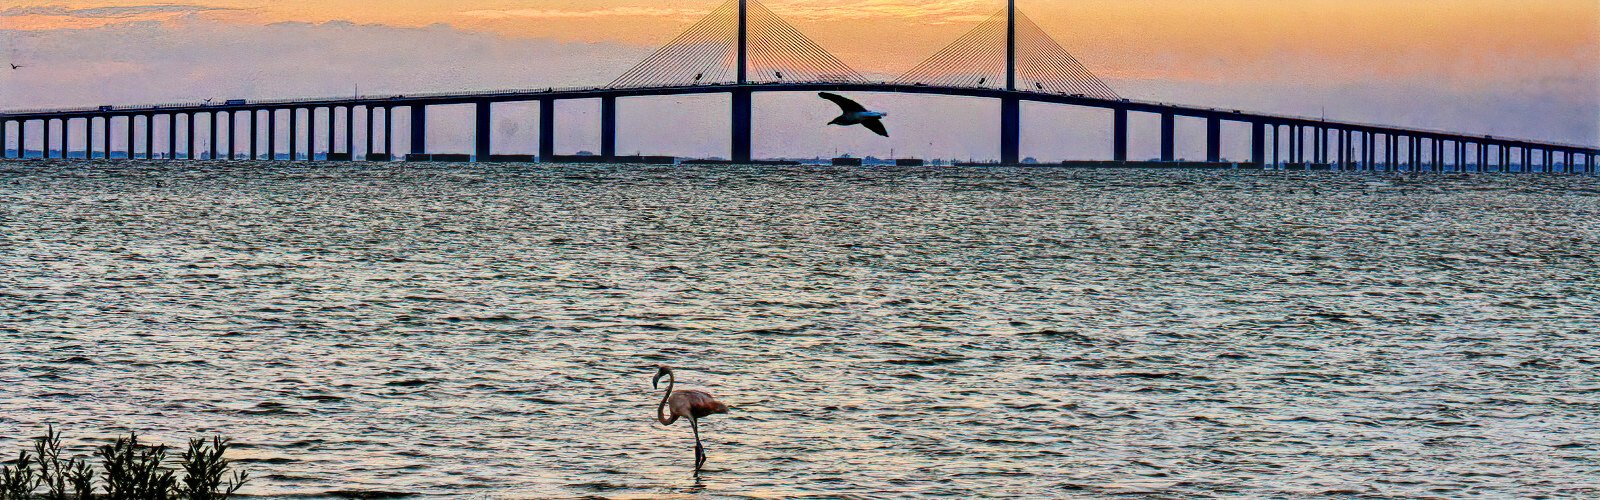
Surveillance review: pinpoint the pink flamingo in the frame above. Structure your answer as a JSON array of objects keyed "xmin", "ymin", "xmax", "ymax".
[{"xmin": 653, "ymin": 366, "xmax": 729, "ymax": 469}]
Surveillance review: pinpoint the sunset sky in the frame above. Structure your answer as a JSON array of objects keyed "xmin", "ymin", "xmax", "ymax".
[{"xmin": 2, "ymin": 0, "xmax": 1597, "ymax": 160}]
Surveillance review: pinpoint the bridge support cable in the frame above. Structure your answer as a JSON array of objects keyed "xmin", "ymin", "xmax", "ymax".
[
  {"xmin": 894, "ymin": 7, "xmax": 1118, "ymax": 100},
  {"xmin": 610, "ymin": 0, "xmax": 864, "ymax": 89}
]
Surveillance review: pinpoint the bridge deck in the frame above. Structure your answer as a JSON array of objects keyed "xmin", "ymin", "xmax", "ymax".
[{"xmin": 2, "ymin": 83, "xmax": 1596, "ymax": 156}]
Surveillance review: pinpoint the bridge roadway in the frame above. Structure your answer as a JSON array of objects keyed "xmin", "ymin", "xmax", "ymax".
[{"xmin": 2, "ymin": 82, "xmax": 1597, "ymax": 171}]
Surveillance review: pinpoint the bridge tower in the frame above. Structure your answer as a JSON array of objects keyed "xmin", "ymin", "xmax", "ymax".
[
  {"xmin": 732, "ymin": 0, "xmax": 753, "ymax": 163},
  {"xmin": 1001, "ymin": 0, "xmax": 1022, "ymax": 165}
]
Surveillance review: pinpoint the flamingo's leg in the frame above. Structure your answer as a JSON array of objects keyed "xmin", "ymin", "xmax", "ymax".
[{"xmin": 691, "ymin": 417, "xmax": 705, "ymax": 469}]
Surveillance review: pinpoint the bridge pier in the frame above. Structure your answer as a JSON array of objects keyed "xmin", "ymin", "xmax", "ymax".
[
  {"xmin": 265, "ymin": 112, "xmax": 278, "ymax": 161},
  {"xmin": 1337, "ymin": 130, "xmax": 1348, "ymax": 169},
  {"xmin": 1313, "ymin": 127, "xmax": 1324, "ymax": 165},
  {"xmin": 1002, "ymin": 96, "xmax": 1021, "ymax": 165},
  {"xmin": 139, "ymin": 115, "xmax": 151, "ymax": 160},
  {"xmin": 167, "ymin": 114, "xmax": 176, "ymax": 160},
  {"xmin": 384, "ymin": 107, "xmax": 394, "ymax": 160},
  {"xmin": 208, "ymin": 112, "xmax": 219, "ymax": 160},
  {"xmin": 1158, "ymin": 112, "xmax": 1174, "ymax": 162},
  {"xmin": 182, "ymin": 114, "xmax": 192, "ymax": 160},
  {"xmin": 1250, "ymin": 122, "xmax": 1265, "ymax": 167},
  {"xmin": 476, "ymin": 101, "xmax": 492, "ymax": 161},
  {"xmin": 365, "ymin": 107, "xmax": 375, "ymax": 160},
  {"xmin": 345, "ymin": 106, "xmax": 355, "ymax": 161},
  {"xmin": 250, "ymin": 110, "xmax": 259, "ymax": 160},
  {"xmin": 290, "ymin": 109, "xmax": 299, "ymax": 161},
  {"xmin": 309, "ymin": 108, "xmax": 320, "ymax": 161},
  {"xmin": 63, "ymin": 119, "xmax": 74, "ymax": 159},
  {"xmin": 1112, "ymin": 109, "xmax": 1128, "ymax": 162},
  {"xmin": 84, "ymin": 118, "xmax": 94, "ymax": 159},
  {"xmin": 601, "ymin": 96, "xmax": 618, "ymax": 161},
  {"xmin": 539, "ymin": 99, "xmax": 555, "ymax": 162},
  {"xmin": 1205, "ymin": 117, "xmax": 1221, "ymax": 163},
  {"xmin": 410, "ymin": 105, "xmax": 427, "ymax": 158},
  {"xmin": 732, "ymin": 90, "xmax": 753, "ymax": 164},
  {"xmin": 326, "ymin": 107, "xmax": 336, "ymax": 160},
  {"xmin": 43, "ymin": 118, "xmax": 53, "ymax": 159}
]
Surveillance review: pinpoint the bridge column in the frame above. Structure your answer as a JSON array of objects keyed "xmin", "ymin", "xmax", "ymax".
[
  {"xmin": 1288, "ymin": 126, "xmax": 1299, "ymax": 165},
  {"xmin": 1522, "ymin": 147, "xmax": 1532, "ymax": 173},
  {"xmin": 62, "ymin": 119, "xmax": 73, "ymax": 159},
  {"xmin": 306, "ymin": 108, "xmax": 317, "ymax": 160},
  {"xmin": 345, "ymin": 106, "xmax": 355, "ymax": 161},
  {"xmin": 289, "ymin": 109, "xmax": 299, "ymax": 160},
  {"xmin": 101, "ymin": 117, "xmax": 111, "ymax": 159},
  {"xmin": 1381, "ymin": 135, "xmax": 1392, "ymax": 171},
  {"xmin": 732, "ymin": 89, "xmax": 753, "ymax": 164},
  {"xmin": 1408, "ymin": 136, "xmax": 1419, "ymax": 171},
  {"xmin": 1339, "ymin": 130, "xmax": 1350, "ymax": 169},
  {"xmin": 601, "ymin": 96, "xmax": 618, "ymax": 161},
  {"xmin": 1112, "ymin": 109, "xmax": 1128, "ymax": 162},
  {"xmin": 208, "ymin": 112, "xmax": 219, "ymax": 160},
  {"xmin": 1564, "ymin": 151, "xmax": 1574, "ymax": 173},
  {"xmin": 539, "ymin": 99, "xmax": 555, "ymax": 161},
  {"xmin": 20, "ymin": 120, "xmax": 29, "ymax": 159},
  {"xmin": 1158, "ymin": 112, "xmax": 1175, "ymax": 162},
  {"xmin": 43, "ymin": 119, "xmax": 53, "ymax": 159},
  {"xmin": 1543, "ymin": 149, "xmax": 1553, "ymax": 174},
  {"xmin": 141, "ymin": 115, "xmax": 152, "ymax": 160},
  {"xmin": 1365, "ymin": 132, "xmax": 1375, "ymax": 170},
  {"xmin": 325, "ymin": 107, "xmax": 336, "ymax": 160},
  {"xmin": 1002, "ymin": 96, "xmax": 1021, "ymax": 165},
  {"xmin": 167, "ymin": 114, "xmax": 176, "ymax": 160},
  {"xmin": 1313, "ymin": 127, "xmax": 1324, "ymax": 165},
  {"xmin": 409, "ymin": 105, "xmax": 427, "ymax": 157},
  {"xmin": 267, "ymin": 110, "xmax": 277, "ymax": 161},
  {"xmin": 1205, "ymin": 117, "xmax": 1221, "ymax": 163},
  {"xmin": 1250, "ymin": 121, "xmax": 1265, "ymax": 167},
  {"xmin": 121, "ymin": 117, "xmax": 132, "ymax": 160},
  {"xmin": 249, "ymin": 110, "xmax": 259, "ymax": 160},
  {"xmin": 365, "ymin": 106, "xmax": 375, "ymax": 160},
  {"xmin": 476, "ymin": 101, "xmax": 493, "ymax": 161},
  {"xmin": 182, "ymin": 114, "xmax": 191, "ymax": 160},
  {"xmin": 84, "ymin": 118, "xmax": 94, "ymax": 159},
  {"xmin": 1440, "ymin": 138, "xmax": 1452, "ymax": 171},
  {"xmin": 1587, "ymin": 153, "xmax": 1595, "ymax": 174},
  {"xmin": 384, "ymin": 107, "xmax": 394, "ymax": 159}
]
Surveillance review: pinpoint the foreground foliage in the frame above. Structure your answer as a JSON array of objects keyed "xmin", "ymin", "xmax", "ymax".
[{"xmin": 0, "ymin": 427, "xmax": 247, "ymax": 500}]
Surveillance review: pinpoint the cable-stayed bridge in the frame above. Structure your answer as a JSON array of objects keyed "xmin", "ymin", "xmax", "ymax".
[{"xmin": 2, "ymin": 0, "xmax": 1595, "ymax": 172}]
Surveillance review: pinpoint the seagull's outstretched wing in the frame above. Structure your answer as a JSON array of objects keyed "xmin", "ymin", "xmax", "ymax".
[
  {"xmin": 862, "ymin": 118, "xmax": 889, "ymax": 138},
  {"xmin": 819, "ymin": 92, "xmax": 866, "ymax": 114}
]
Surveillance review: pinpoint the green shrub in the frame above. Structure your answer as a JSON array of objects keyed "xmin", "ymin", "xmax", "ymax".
[{"xmin": 0, "ymin": 428, "xmax": 247, "ymax": 500}]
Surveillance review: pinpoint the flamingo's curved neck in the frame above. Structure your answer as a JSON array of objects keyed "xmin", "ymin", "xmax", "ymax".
[{"xmin": 656, "ymin": 371, "xmax": 675, "ymax": 425}]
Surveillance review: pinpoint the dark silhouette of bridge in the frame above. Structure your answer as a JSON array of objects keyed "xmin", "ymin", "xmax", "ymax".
[{"xmin": 2, "ymin": 0, "xmax": 1596, "ymax": 172}]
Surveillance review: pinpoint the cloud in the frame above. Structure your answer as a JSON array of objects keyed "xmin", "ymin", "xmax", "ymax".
[
  {"xmin": 459, "ymin": 7, "xmax": 704, "ymax": 21},
  {"xmin": 0, "ymin": 4, "xmax": 232, "ymax": 18}
]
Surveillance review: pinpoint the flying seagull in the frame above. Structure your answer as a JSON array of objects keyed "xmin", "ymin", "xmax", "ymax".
[
  {"xmin": 9, "ymin": 64, "xmax": 21, "ymax": 70},
  {"xmin": 819, "ymin": 92, "xmax": 889, "ymax": 137}
]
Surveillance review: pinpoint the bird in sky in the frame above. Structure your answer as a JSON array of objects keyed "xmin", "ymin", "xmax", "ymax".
[
  {"xmin": 9, "ymin": 64, "xmax": 22, "ymax": 70},
  {"xmin": 653, "ymin": 366, "xmax": 729, "ymax": 470},
  {"xmin": 819, "ymin": 92, "xmax": 889, "ymax": 137}
]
